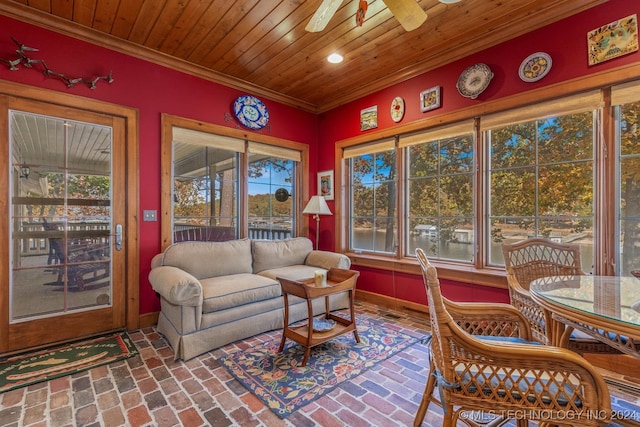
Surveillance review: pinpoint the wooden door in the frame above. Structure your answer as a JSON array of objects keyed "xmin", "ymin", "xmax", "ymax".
[{"xmin": 0, "ymin": 96, "xmax": 127, "ymax": 353}]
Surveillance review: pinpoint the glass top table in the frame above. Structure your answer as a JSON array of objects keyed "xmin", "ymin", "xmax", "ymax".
[{"xmin": 530, "ymin": 275, "xmax": 640, "ymax": 358}]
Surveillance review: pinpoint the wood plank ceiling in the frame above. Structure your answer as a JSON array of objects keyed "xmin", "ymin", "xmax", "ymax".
[{"xmin": 1, "ymin": 0, "xmax": 609, "ymax": 113}]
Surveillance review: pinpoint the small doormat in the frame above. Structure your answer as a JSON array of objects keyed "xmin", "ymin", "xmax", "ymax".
[
  {"xmin": 0, "ymin": 331, "xmax": 138, "ymax": 393},
  {"xmin": 220, "ymin": 314, "xmax": 424, "ymax": 418}
]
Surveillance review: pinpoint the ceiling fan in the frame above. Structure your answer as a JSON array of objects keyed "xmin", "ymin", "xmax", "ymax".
[
  {"xmin": 305, "ymin": 0, "xmax": 423, "ymax": 32},
  {"xmin": 306, "ymin": 0, "xmax": 460, "ymax": 33}
]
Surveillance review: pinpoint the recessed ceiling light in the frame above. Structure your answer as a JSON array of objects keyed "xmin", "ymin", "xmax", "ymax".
[
  {"xmin": 327, "ymin": 53, "xmax": 343, "ymax": 64},
  {"xmin": 439, "ymin": 0, "xmax": 461, "ymax": 3}
]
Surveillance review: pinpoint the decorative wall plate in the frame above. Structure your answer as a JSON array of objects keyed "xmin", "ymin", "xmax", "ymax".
[
  {"xmin": 519, "ymin": 52, "xmax": 552, "ymax": 82},
  {"xmin": 233, "ymin": 95, "xmax": 269, "ymax": 129},
  {"xmin": 456, "ymin": 63, "xmax": 493, "ymax": 99},
  {"xmin": 390, "ymin": 96, "xmax": 405, "ymax": 122}
]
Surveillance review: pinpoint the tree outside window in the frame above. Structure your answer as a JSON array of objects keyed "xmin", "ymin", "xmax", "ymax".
[
  {"xmin": 350, "ymin": 149, "xmax": 397, "ymax": 253},
  {"xmin": 617, "ymin": 101, "xmax": 640, "ymax": 275},
  {"xmin": 487, "ymin": 112, "xmax": 595, "ymax": 270},
  {"xmin": 406, "ymin": 133, "xmax": 474, "ymax": 262}
]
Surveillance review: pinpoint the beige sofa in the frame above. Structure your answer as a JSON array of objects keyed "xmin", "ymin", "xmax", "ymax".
[{"xmin": 149, "ymin": 237, "xmax": 351, "ymax": 360}]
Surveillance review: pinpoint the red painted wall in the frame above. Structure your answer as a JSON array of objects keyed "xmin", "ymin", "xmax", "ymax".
[
  {"xmin": 317, "ymin": 0, "xmax": 640, "ymax": 304},
  {"xmin": 1, "ymin": 0, "xmax": 637, "ymax": 316},
  {"xmin": 0, "ymin": 16, "xmax": 317, "ymax": 314}
]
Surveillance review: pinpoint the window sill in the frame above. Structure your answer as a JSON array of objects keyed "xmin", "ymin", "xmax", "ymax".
[{"xmin": 345, "ymin": 252, "xmax": 508, "ymax": 289}]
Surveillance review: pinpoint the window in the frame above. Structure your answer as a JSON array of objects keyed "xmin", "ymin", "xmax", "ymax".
[
  {"xmin": 613, "ymin": 82, "xmax": 640, "ymax": 275},
  {"xmin": 247, "ymin": 142, "xmax": 299, "ymax": 240},
  {"xmin": 340, "ymin": 89, "xmax": 616, "ymax": 276},
  {"xmin": 345, "ymin": 139, "xmax": 397, "ymax": 254},
  {"xmin": 403, "ymin": 122, "xmax": 475, "ymax": 262},
  {"xmin": 163, "ymin": 117, "xmax": 307, "ymax": 247},
  {"xmin": 172, "ymin": 128, "xmax": 241, "ymax": 242},
  {"xmin": 484, "ymin": 92, "xmax": 600, "ymax": 271}
]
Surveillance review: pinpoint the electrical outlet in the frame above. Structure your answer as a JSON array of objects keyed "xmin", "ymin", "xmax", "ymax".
[{"xmin": 143, "ymin": 210, "xmax": 157, "ymax": 222}]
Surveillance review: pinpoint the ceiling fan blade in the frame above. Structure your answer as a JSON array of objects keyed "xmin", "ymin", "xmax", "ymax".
[
  {"xmin": 382, "ymin": 0, "xmax": 428, "ymax": 32},
  {"xmin": 306, "ymin": 0, "xmax": 344, "ymax": 32}
]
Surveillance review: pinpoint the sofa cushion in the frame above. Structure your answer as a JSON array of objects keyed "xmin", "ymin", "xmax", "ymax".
[
  {"xmin": 258, "ymin": 265, "xmax": 323, "ymax": 282},
  {"xmin": 201, "ymin": 273, "xmax": 281, "ymax": 313},
  {"xmin": 252, "ymin": 237, "xmax": 313, "ymax": 273},
  {"xmin": 161, "ymin": 239, "xmax": 252, "ymax": 280}
]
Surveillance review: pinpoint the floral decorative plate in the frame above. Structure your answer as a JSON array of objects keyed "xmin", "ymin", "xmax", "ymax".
[
  {"xmin": 233, "ymin": 95, "xmax": 269, "ymax": 130},
  {"xmin": 456, "ymin": 63, "xmax": 493, "ymax": 99},
  {"xmin": 312, "ymin": 318, "xmax": 336, "ymax": 332},
  {"xmin": 390, "ymin": 96, "xmax": 405, "ymax": 122},
  {"xmin": 519, "ymin": 52, "xmax": 552, "ymax": 83}
]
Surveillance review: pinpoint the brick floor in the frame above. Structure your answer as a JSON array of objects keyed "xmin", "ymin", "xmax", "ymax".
[{"xmin": 0, "ymin": 301, "xmax": 638, "ymax": 426}]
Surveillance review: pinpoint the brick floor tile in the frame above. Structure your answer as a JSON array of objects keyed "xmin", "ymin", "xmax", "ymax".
[
  {"xmin": 75, "ymin": 403, "xmax": 98, "ymax": 425},
  {"xmin": 126, "ymin": 405, "xmax": 153, "ymax": 427},
  {"xmin": 22, "ymin": 403, "xmax": 46, "ymax": 425},
  {"xmin": 230, "ymin": 406, "xmax": 260, "ymax": 427},
  {"xmin": 49, "ymin": 377, "xmax": 70, "ymax": 394},
  {"xmin": 159, "ymin": 377, "xmax": 180, "ymax": 395},
  {"xmin": 49, "ymin": 406, "xmax": 73, "ymax": 426},
  {"xmin": 309, "ymin": 407, "xmax": 343, "ymax": 426},
  {"xmin": 167, "ymin": 390, "xmax": 192, "ymax": 411},
  {"xmin": 96, "ymin": 389, "xmax": 120, "ymax": 411},
  {"xmin": 151, "ymin": 405, "xmax": 180, "ymax": 427},
  {"xmin": 190, "ymin": 389, "xmax": 216, "ymax": 412},
  {"xmin": 335, "ymin": 407, "xmax": 374, "ymax": 427},
  {"xmin": 119, "ymin": 389, "xmax": 142, "ymax": 410},
  {"xmin": 49, "ymin": 391, "xmax": 70, "ymax": 410},
  {"xmin": 201, "ymin": 407, "xmax": 231, "ymax": 426},
  {"xmin": 130, "ymin": 365, "xmax": 151, "ymax": 382},
  {"xmin": 101, "ymin": 406, "xmax": 126, "ymax": 427},
  {"xmin": 215, "ymin": 389, "xmax": 243, "ymax": 412}
]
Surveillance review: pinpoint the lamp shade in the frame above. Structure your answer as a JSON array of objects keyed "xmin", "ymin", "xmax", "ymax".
[{"xmin": 303, "ymin": 196, "xmax": 332, "ymax": 216}]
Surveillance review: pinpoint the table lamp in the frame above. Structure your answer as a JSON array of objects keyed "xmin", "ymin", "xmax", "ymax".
[{"xmin": 303, "ymin": 195, "xmax": 332, "ymax": 250}]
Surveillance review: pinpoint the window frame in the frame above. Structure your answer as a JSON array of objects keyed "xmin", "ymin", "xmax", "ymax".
[{"xmin": 160, "ymin": 114, "xmax": 309, "ymax": 251}]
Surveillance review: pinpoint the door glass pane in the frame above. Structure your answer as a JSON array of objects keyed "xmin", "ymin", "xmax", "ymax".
[{"xmin": 10, "ymin": 111, "xmax": 113, "ymax": 322}]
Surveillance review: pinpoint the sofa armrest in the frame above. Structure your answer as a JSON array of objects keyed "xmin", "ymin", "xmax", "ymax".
[
  {"xmin": 305, "ymin": 250, "xmax": 351, "ymax": 270},
  {"xmin": 149, "ymin": 266, "xmax": 203, "ymax": 306},
  {"xmin": 150, "ymin": 253, "xmax": 164, "ymax": 269}
]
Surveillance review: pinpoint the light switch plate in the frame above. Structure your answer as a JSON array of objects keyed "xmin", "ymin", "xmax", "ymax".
[{"xmin": 143, "ymin": 210, "xmax": 157, "ymax": 222}]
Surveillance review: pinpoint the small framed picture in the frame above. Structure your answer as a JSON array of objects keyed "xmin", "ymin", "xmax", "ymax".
[
  {"xmin": 360, "ymin": 105, "xmax": 378, "ymax": 131},
  {"xmin": 318, "ymin": 170, "xmax": 334, "ymax": 201},
  {"xmin": 420, "ymin": 86, "xmax": 441, "ymax": 112}
]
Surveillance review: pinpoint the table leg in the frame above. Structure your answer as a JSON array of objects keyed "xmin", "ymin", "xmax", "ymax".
[
  {"xmin": 301, "ymin": 347, "xmax": 311, "ymax": 366},
  {"xmin": 278, "ymin": 294, "xmax": 290, "ymax": 353}
]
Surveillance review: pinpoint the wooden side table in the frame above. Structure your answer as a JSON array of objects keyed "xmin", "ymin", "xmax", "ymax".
[{"xmin": 277, "ymin": 268, "xmax": 360, "ymax": 366}]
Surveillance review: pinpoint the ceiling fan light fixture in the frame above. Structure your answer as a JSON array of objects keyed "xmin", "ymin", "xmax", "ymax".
[{"xmin": 327, "ymin": 53, "xmax": 343, "ymax": 64}]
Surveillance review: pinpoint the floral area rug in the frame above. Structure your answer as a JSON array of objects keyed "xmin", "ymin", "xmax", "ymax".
[
  {"xmin": 0, "ymin": 332, "xmax": 137, "ymax": 393},
  {"xmin": 220, "ymin": 314, "xmax": 423, "ymax": 418}
]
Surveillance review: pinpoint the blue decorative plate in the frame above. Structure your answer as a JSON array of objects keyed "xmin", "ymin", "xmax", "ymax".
[
  {"xmin": 313, "ymin": 318, "xmax": 336, "ymax": 332},
  {"xmin": 233, "ymin": 95, "xmax": 269, "ymax": 130}
]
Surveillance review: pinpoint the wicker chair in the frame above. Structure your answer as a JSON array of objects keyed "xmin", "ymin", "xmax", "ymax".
[
  {"xmin": 502, "ymin": 238, "xmax": 622, "ymax": 354},
  {"xmin": 414, "ymin": 248, "xmax": 611, "ymax": 427}
]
